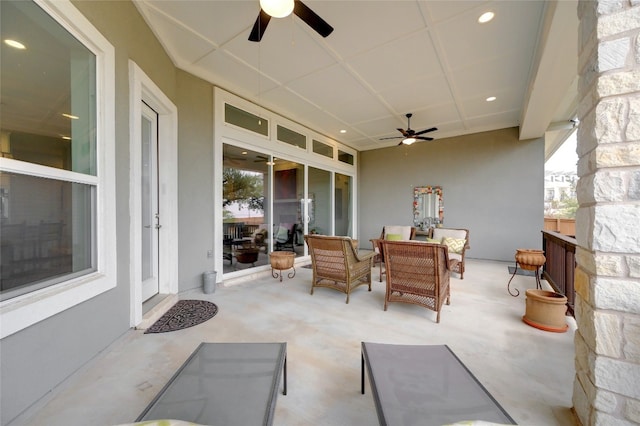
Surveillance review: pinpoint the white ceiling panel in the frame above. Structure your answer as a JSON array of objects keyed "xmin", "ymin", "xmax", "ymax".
[
  {"xmin": 346, "ymin": 30, "xmax": 442, "ymax": 93},
  {"xmin": 377, "ymin": 74, "xmax": 456, "ymax": 116},
  {"xmin": 321, "ymin": 1, "xmax": 427, "ymax": 58},
  {"xmin": 287, "ymin": 64, "xmax": 372, "ymax": 111},
  {"xmin": 133, "ymin": 0, "xmax": 579, "ymax": 151},
  {"xmin": 136, "ymin": 3, "xmax": 217, "ymax": 66}
]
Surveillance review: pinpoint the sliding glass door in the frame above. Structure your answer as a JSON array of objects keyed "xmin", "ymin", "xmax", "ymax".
[
  {"xmin": 335, "ymin": 173, "xmax": 352, "ymax": 236},
  {"xmin": 272, "ymin": 160, "xmax": 304, "ymax": 255},
  {"xmin": 222, "ymin": 144, "xmax": 269, "ymax": 273},
  {"xmin": 307, "ymin": 167, "xmax": 331, "ymax": 236}
]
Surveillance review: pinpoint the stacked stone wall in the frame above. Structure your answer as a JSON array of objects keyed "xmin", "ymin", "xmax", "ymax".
[{"xmin": 574, "ymin": 1, "xmax": 640, "ymax": 425}]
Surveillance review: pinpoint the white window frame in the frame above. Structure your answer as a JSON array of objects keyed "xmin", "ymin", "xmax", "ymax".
[{"xmin": 0, "ymin": 0, "xmax": 116, "ymax": 339}]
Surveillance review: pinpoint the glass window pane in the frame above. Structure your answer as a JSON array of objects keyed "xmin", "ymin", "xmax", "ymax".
[
  {"xmin": 1, "ymin": 172, "xmax": 95, "ymax": 301},
  {"xmin": 273, "ymin": 160, "xmax": 303, "ymax": 256},
  {"xmin": 334, "ymin": 173, "xmax": 352, "ymax": 236},
  {"xmin": 308, "ymin": 167, "xmax": 331, "ymax": 236},
  {"xmin": 313, "ymin": 140, "xmax": 333, "ymax": 159},
  {"xmin": 277, "ymin": 125, "xmax": 306, "ymax": 149},
  {"xmin": 224, "ymin": 104, "xmax": 268, "ymax": 136},
  {"xmin": 338, "ymin": 150, "xmax": 354, "ymax": 165},
  {"xmin": 222, "ymin": 144, "xmax": 269, "ymax": 273},
  {"xmin": 0, "ymin": 0, "xmax": 97, "ymax": 175}
]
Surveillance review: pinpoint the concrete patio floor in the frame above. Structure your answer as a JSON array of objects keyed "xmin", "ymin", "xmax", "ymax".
[{"xmin": 17, "ymin": 259, "xmax": 578, "ymax": 426}]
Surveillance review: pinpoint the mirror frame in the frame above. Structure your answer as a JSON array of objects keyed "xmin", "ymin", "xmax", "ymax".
[{"xmin": 413, "ymin": 186, "xmax": 443, "ymax": 227}]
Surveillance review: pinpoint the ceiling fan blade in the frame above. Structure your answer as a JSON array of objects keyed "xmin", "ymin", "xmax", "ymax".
[
  {"xmin": 414, "ymin": 127, "xmax": 438, "ymax": 136},
  {"xmin": 396, "ymin": 128, "xmax": 410, "ymax": 137},
  {"xmin": 416, "ymin": 136, "xmax": 434, "ymax": 141},
  {"xmin": 248, "ymin": 9, "xmax": 271, "ymax": 42},
  {"xmin": 293, "ymin": 0, "xmax": 334, "ymax": 38},
  {"xmin": 379, "ymin": 136, "xmax": 402, "ymax": 140}
]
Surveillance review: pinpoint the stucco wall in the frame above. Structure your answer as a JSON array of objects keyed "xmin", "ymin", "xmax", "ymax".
[
  {"xmin": 1, "ymin": 1, "xmax": 177, "ymax": 424},
  {"xmin": 359, "ymin": 127, "xmax": 545, "ymax": 261},
  {"xmin": 176, "ymin": 70, "xmax": 216, "ymax": 291}
]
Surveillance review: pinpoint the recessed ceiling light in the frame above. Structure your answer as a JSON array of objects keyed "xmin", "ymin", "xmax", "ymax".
[
  {"xmin": 241, "ymin": 151, "xmax": 248, "ymax": 155},
  {"xmin": 4, "ymin": 39, "xmax": 26, "ymax": 49},
  {"xmin": 340, "ymin": 129, "xmax": 346, "ymax": 134},
  {"xmin": 62, "ymin": 113, "xmax": 79, "ymax": 119},
  {"xmin": 486, "ymin": 96, "xmax": 497, "ymax": 102},
  {"xmin": 61, "ymin": 136, "xmax": 71, "ymax": 140},
  {"xmin": 478, "ymin": 11, "xmax": 495, "ymax": 24}
]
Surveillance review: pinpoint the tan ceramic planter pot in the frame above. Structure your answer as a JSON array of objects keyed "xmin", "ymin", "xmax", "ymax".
[
  {"xmin": 522, "ymin": 289, "xmax": 568, "ymax": 333},
  {"xmin": 270, "ymin": 251, "xmax": 296, "ymax": 282},
  {"xmin": 515, "ymin": 249, "xmax": 546, "ymax": 271}
]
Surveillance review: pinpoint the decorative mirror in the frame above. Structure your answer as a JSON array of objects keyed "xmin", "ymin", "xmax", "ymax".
[{"xmin": 413, "ymin": 186, "xmax": 443, "ymax": 229}]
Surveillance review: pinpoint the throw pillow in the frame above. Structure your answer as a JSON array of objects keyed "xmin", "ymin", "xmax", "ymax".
[
  {"xmin": 385, "ymin": 233, "xmax": 403, "ymax": 241},
  {"xmin": 442, "ymin": 236, "xmax": 465, "ymax": 254},
  {"xmin": 426, "ymin": 237, "xmax": 440, "ymax": 243}
]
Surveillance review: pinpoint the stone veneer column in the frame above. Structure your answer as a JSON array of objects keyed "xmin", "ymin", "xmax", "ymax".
[{"xmin": 573, "ymin": 1, "xmax": 640, "ymax": 425}]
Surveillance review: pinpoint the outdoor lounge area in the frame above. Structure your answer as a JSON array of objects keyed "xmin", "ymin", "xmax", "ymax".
[
  {"xmin": 2, "ymin": 1, "xmax": 639, "ymax": 425},
  {"xmin": 17, "ymin": 259, "xmax": 577, "ymax": 426}
]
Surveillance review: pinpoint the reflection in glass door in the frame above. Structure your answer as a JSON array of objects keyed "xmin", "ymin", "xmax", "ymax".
[
  {"xmin": 272, "ymin": 160, "xmax": 304, "ymax": 257},
  {"xmin": 222, "ymin": 144, "xmax": 269, "ymax": 273},
  {"xmin": 307, "ymin": 167, "xmax": 331, "ymax": 236},
  {"xmin": 335, "ymin": 173, "xmax": 352, "ymax": 236}
]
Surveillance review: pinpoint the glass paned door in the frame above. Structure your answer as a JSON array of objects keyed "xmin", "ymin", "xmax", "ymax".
[
  {"xmin": 307, "ymin": 167, "xmax": 331, "ymax": 236},
  {"xmin": 141, "ymin": 103, "xmax": 159, "ymax": 301},
  {"xmin": 335, "ymin": 173, "xmax": 352, "ymax": 237},
  {"xmin": 272, "ymin": 160, "xmax": 304, "ymax": 256},
  {"xmin": 222, "ymin": 144, "xmax": 269, "ymax": 273}
]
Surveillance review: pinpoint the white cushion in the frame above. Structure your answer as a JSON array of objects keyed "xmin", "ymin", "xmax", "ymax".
[
  {"xmin": 384, "ymin": 225, "xmax": 412, "ymax": 240},
  {"xmin": 449, "ymin": 252, "xmax": 462, "ymax": 262},
  {"xmin": 432, "ymin": 228, "xmax": 466, "ymax": 242}
]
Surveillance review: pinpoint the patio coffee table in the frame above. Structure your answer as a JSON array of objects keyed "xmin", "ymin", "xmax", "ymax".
[
  {"xmin": 361, "ymin": 342, "xmax": 515, "ymax": 426},
  {"xmin": 137, "ymin": 342, "xmax": 287, "ymax": 425}
]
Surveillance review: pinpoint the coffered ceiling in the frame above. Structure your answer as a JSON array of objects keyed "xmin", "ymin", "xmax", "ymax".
[{"xmin": 134, "ymin": 0, "xmax": 579, "ymax": 154}]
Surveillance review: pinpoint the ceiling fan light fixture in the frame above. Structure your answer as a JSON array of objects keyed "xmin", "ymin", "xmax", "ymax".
[
  {"xmin": 478, "ymin": 11, "xmax": 495, "ymax": 24},
  {"xmin": 402, "ymin": 137, "xmax": 417, "ymax": 145},
  {"xmin": 260, "ymin": 0, "xmax": 294, "ymax": 18}
]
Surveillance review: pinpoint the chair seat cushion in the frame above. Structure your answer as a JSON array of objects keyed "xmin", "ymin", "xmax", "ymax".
[
  {"xmin": 385, "ymin": 233, "xmax": 403, "ymax": 241},
  {"xmin": 449, "ymin": 252, "xmax": 462, "ymax": 262}
]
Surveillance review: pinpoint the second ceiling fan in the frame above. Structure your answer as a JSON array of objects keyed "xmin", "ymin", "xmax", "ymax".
[
  {"xmin": 249, "ymin": 0, "xmax": 334, "ymax": 42},
  {"xmin": 380, "ymin": 113, "xmax": 438, "ymax": 145}
]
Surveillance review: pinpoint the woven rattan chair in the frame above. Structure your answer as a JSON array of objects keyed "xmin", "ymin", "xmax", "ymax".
[
  {"xmin": 380, "ymin": 240, "xmax": 451, "ymax": 323},
  {"xmin": 429, "ymin": 227, "xmax": 469, "ymax": 279},
  {"xmin": 370, "ymin": 225, "xmax": 416, "ymax": 282},
  {"xmin": 304, "ymin": 234, "xmax": 376, "ymax": 303}
]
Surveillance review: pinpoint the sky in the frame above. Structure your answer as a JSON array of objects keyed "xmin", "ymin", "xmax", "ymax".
[{"xmin": 545, "ymin": 131, "xmax": 578, "ymax": 173}]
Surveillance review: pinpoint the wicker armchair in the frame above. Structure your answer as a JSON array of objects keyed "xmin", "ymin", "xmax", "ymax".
[
  {"xmin": 429, "ymin": 227, "xmax": 469, "ymax": 279},
  {"xmin": 380, "ymin": 240, "xmax": 451, "ymax": 323},
  {"xmin": 304, "ymin": 234, "xmax": 376, "ymax": 304},
  {"xmin": 370, "ymin": 225, "xmax": 416, "ymax": 282}
]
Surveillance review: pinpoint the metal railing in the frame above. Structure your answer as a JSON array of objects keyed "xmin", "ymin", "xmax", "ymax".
[{"xmin": 542, "ymin": 230, "xmax": 577, "ymax": 316}]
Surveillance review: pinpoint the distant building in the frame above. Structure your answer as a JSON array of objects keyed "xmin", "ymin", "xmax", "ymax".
[{"xmin": 544, "ymin": 171, "xmax": 577, "ymax": 212}]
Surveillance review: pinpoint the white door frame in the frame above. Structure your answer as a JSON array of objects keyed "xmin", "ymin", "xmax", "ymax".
[{"xmin": 128, "ymin": 60, "xmax": 178, "ymax": 327}]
